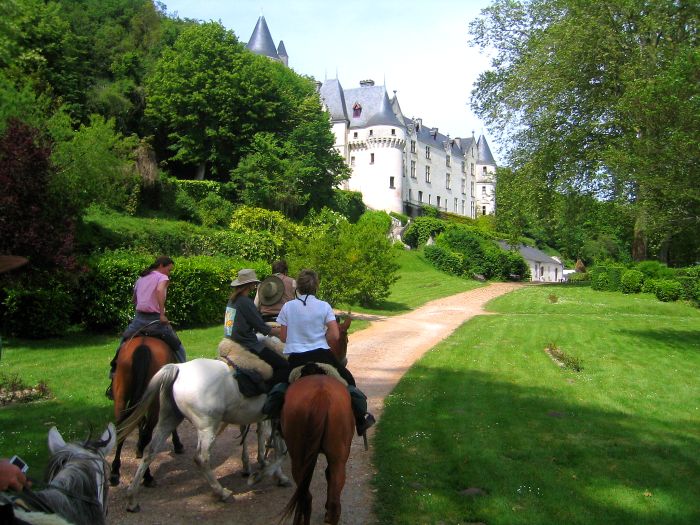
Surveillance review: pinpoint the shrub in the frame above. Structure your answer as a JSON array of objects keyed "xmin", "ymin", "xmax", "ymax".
[
  {"xmin": 620, "ymin": 269, "xmax": 644, "ymax": 294},
  {"xmin": 641, "ymin": 278, "xmax": 660, "ymax": 295},
  {"xmin": 424, "ymin": 245, "xmax": 465, "ymax": 276},
  {"xmin": 402, "ymin": 217, "xmax": 446, "ymax": 248},
  {"xmin": 1, "ymin": 271, "xmax": 76, "ymax": 337},
  {"xmin": 590, "ymin": 264, "xmax": 626, "ymax": 292},
  {"xmin": 674, "ymin": 276, "xmax": 697, "ymax": 301},
  {"xmin": 567, "ymin": 272, "xmax": 590, "ymax": 284},
  {"xmin": 389, "ymin": 211, "xmax": 409, "ymax": 226},
  {"xmin": 175, "ymin": 179, "xmax": 221, "ymax": 201},
  {"xmin": 196, "ymin": 193, "xmax": 235, "ymax": 228},
  {"xmin": 636, "ymin": 260, "xmax": 675, "ymax": 280},
  {"xmin": 654, "ymin": 280, "xmax": 683, "ymax": 302},
  {"xmin": 330, "ymin": 189, "xmax": 366, "ymax": 222},
  {"xmin": 80, "ymin": 252, "xmax": 265, "ymax": 330}
]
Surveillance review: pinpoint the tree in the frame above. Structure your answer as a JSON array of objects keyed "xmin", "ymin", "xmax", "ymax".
[{"xmin": 470, "ymin": 0, "xmax": 699, "ymax": 264}]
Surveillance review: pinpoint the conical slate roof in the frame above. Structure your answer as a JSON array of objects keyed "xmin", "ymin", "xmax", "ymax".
[
  {"xmin": 366, "ymin": 89, "xmax": 403, "ymax": 127},
  {"xmin": 477, "ymin": 135, "xmax": 496, "ymax": 165},
  {"xmin": 319, "ymin": 79, "xmax": 349, "ymax": 122},
  {"xmin": 277, "ymin": 40, "xmax": 288, "ymax": 57},
  {"xmin": 246, "ymin": 16, "xmax": 279, "ymax": 59}
]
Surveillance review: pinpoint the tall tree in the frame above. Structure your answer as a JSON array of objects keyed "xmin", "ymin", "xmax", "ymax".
[{"xmin": 470, "ymin": 0, "xmax": 699, "ymax": 264}]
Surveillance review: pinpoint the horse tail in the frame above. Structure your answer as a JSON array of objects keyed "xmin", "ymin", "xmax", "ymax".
[
  {"xmin": 117, "ymin": 364, "xmax": 180, "ymax": 444},
  {"xmin": 280, "ymin": 392, "xmax": 329, "ymax": 524},
  {"xmin": 129, "ymin": 343, "xmax": 152, "ymax": 408}
]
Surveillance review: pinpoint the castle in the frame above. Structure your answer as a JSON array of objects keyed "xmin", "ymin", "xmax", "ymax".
[{"xmin": 245, "ymin": 16, "xmax": 496, "ymax": 219}]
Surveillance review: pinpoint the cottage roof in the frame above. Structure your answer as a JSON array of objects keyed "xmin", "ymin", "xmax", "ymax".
[
  {"xmin": 498, "ymin": 242, "xmax": 563, "ymax": 265},
  {"xmin": 245, "ymin": 16, "xmax": 279, "ymax": 59}
]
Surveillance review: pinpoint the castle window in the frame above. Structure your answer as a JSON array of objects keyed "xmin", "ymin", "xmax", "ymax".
[
  {"xmin": 410, "ymin": 160, "xmax": 416, "ymax": 179},
  {"xmin": 391, "ymin": 128, "xmax": 396, "ymax": 136},
  {"xmin": 369, "ymin": 129, "xmax": 373, "ymax": 137},
  {"xmin": 482, "ymin": 186, "xmax": 486, "ymax": 195},
  {"xmin": 446, "ymin": 156, "xmax": 451, "ymax": 167},
  {"xmin": 470, "ymin": 163, "xmax": 475, "ymax": 175},
  {"xmin": 418, "ymin": 191, "xmax": 423, "ymax": 202},
  {"xmin": 482, "ymin": 206, "xmax": 487, "ymax": 215},
  {"xmin": 389, "ymin": 176, "xmax": 395, "ymax": 189},
  {"xmin": 483, "ymin": 166, "xmax": 488, "ymax": 174},
  {"xmin": 425, "ymin": 146, "xmax": 431, "ymax": 159},
  {"xmin": 461, "ymin": 178, "xmax": 466, "ymax": 194},
  {"xmin": 352, "ymin": 103, "xmax": 362, "ymax": 118},
  {"xmin": 471, "ymin": 181, "xmax": 475, "ymax": 195},
  {"xmin": 370, "ymin": 153, "xmax": 375, "ymax": 164},
  {"xmin": 350, "ymin": 156, "xmax": 355, "ymax": 166},
  {"xmin": 425, "ymin": 166, "xmax": 431, "ymax": 183},
  {"xmin": 437, "ymin": 196, "xmax": 441, "ymax": 208},
  {"xmin": 353, "ymin": 132, "xmax": 358, "ymax": 138},
  {"xmin": 454, "ymin": 198, "xmax": 458, "ymax": 212},
  {"xmin": 410, "ymin": 140, "xmax": 416, "ymax": 153},
  {"xmin": 461, "ymin": 161, "xmax": 466, "ymax": 173},
  {"xmin": 446, "ymin": 174, "xmax": 451, "ymax": 189}
]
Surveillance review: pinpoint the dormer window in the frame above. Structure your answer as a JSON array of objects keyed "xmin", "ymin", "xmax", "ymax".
[{"xmin": 352, "ymin": 103, "xmax": 362, "ymax": 118}]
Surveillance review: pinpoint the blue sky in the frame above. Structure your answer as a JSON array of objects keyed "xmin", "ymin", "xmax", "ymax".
[{"xmin": 161, "ymin": 0, "xmax": 498, "ymax": 156}]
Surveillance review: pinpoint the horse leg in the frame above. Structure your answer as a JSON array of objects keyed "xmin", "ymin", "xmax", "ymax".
[
  {"xmin": 193, "ymin": 426, "xmax": 231, "ymax": 501},
  {"xmin": 240, "ymin": 424, "xmax": 252, "ymax": 477},
  {"xmin": 172, "ymin": 429, "xmax": 184, "ymax": 454},
  {"xmin": 323, "ymin": 461, "xmax": 346, "ymax": 525},
  {"xmin": 110, "ymin": 440, "xmax": 124, "ymax": 486}
]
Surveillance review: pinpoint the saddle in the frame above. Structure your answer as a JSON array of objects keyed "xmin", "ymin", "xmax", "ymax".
[
  {"xmin": 218, "ymin": 338, "xmax": 272, "ymax": 397},
  {"xmin": 289, "ymin": 362, "xmax": 347, "ymax": 386}
]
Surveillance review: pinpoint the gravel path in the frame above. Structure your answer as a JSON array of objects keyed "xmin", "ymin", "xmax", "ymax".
[{"xmin": 107, "ymin": 282, "xmax": 522, "ymax": 524}]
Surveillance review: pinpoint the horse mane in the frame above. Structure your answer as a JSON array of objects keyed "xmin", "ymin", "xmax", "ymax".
[{"xmin": 26, "ymin": 435, "xmax": 110, "ymax": 525}]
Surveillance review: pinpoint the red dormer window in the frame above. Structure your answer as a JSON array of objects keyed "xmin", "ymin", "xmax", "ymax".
[{"xmin": 352, "ymin": 103, "xmax": 362, "ymax": 118}]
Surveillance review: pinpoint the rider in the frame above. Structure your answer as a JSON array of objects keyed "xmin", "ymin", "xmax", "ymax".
[
  {"xmin": 225, "ymin": 268, "xmax": 289, "ymax": 386},
  {"xmin": 254, "ymin": 260, "xmax": 296, "ymax": 322},
  {"xmin": 105, "ymin": 256, "xmax": 186, "ymax": 399},
  {"xmin": 274, "ymin": 269, "xmax": 376, "ymax": 437}
]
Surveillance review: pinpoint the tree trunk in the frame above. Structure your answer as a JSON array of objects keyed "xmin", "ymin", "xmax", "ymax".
[
  {"xmin": 195, "ymin": 162, "xmax": 206, "ymax": 180},
  {"xmin": 632, "ymin": 213, "xmax": 647, "ymax": 262}
]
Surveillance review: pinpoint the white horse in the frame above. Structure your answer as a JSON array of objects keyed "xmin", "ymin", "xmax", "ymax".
[
  {"xmin": 118, "ymin": 358, "xmax": 290, "ymax": 513},
  {"xmin": 7, "ymin": 423, "xmax": 116, "ymax": 525}
]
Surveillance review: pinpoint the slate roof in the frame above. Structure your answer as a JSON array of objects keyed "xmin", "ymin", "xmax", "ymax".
[
  {"xmin": 246, "ymin": 16, "xmax": 279, "ymax": 59},
  {"xmin": 497, "ymin": 242, "xmax": 563, "ymax": 265},
  {"xmin": 318, "ymin": 79, "xmax": 349, "ymax": 122},
  {"xmin": 277, "ymin": 40, "xmax": 287, "ymax": 58},
  {"xmin": 477, "ymin": 135, "xmax": 497, "ymax": 165},
  {"xmin": 341, "ymin": 84, "xmax": 403, "ymax": 129}
]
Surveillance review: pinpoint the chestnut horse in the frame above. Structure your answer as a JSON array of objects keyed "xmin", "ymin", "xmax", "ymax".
[
  {"xmin": 279, "ymin": 316, "xmax": 354, "ymax": 525},
  {"xmin": 110, "ymin": 336, "xmax": 183, "ymax": 487}
]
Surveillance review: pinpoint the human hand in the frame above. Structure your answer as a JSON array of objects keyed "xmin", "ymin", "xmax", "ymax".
[
  {"xmin": 159, "ymin": 313, "xmax": 170, "ymax": 325},
  {"xmin": 0, "ymin": 459, "xmax": 31, "ymax": 492}
]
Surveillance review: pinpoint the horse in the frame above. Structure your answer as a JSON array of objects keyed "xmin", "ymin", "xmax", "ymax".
[
  {"xmin": 279, "ymin": 371, "xmax": 355, "ymax": 525},
  {"xmin": 117, "ymin": 357, "xmax": 291, "ymax": 513},
  {"xmin": 110, "ymin": 336, "xmax": 183, "ymax": 487},
  {"xmin": 3, "ymin": 423, "xmax": 116, "ymax": 525}
]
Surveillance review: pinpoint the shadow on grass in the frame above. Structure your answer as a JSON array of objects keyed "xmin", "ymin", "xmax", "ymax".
[
  {"xmin": 375, "ymin": 365, "xmax": 700, "ymax": 525},
  {"xmin": 2, "ymin": 332, "xmax": 117, "ymax": 351},
  {"xmin": 616, "ymin": 327, "xmax": 700, "ymax": 352}
]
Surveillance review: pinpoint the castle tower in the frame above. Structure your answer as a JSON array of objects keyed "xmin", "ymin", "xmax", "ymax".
[
  {"xmin": 245, "ymin": 16, "xmax": 285, "ymax": 63},
  {"xmin": 475, "ymin": 134, "xmax": 497, "ymax": 215}
]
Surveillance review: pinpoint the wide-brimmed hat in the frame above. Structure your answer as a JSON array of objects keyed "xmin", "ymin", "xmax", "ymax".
[
  {"xmin": 0, "ymin": 256, "xmax": 28, "ymax": 274},
  {"xmin": 230, "ymin": 268, "xmax": 260, "ymax": 287},
  {"xmin": 258, "ymin": 275, "xmax": 285, "ymax": 305}
]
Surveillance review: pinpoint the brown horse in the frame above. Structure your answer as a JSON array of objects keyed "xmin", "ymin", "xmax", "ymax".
[
  {"xmin": 110, "ymin": 336, "xmax": 183, "ymax": 486},
  {"xmin": 280, "ymin": 371, "xmax": 354, "ymax": 524},
  {"xmin": 330, "ymin": 316, "xmax": 351, "ymax": 366}
]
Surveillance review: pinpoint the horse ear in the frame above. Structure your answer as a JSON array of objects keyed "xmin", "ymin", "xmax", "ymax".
[
  {"xmin": 48, "ymin": 426, "xmax": 67, "ymax": 454},
  {"xmin": 342, "ymin": 317, "xmax": 352, "ymax": 330},
  {"xmin": 101, "ymin": 423, "xmax": 117, "ymax": 456}
]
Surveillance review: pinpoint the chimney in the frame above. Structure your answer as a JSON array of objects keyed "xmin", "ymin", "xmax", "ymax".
[{"xmin": 359, "ymin": 79, "xmax": 375, "ymax": 87}]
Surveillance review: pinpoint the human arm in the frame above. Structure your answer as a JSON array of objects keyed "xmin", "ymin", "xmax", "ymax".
[
  {"xmin": 0, "ymin": 459, "xmax": 30, "ymax": 492},
  {"xmin": 325, "ymin": 320, "xmax": 340, "ymax": 347},
  {"xmin": 156, "ymin": 279, "xmax": 169, "ymax": 324},
  {"xmin": 279, "ymin": 325, "xmax": 288, "ymax": 343}
]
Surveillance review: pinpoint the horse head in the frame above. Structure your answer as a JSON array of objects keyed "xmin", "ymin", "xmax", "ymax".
[{"xmin": 331, "ymin": 316, "xmax": 352, "ymax": 367}]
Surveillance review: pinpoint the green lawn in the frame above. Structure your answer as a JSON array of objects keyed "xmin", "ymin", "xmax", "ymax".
[
  {"xmin": 0, "ymin": 248, "xmax": 471, "ymax": 476},
  {"xmin": 373, "ymin": 285, "xmax": 700, "ymax": 525}
]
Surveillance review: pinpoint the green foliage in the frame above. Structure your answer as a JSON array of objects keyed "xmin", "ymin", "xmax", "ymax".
[
  {"xmin": 641, "ymin": 278, "xmax": 660, "ymax": 296},
  {"xmin": 330, "ymin": 189, "xmax": 365, "ymax": 222},
  {"xmin": 228, "ymin": 205, "xmax": 307, "ymax": 257},
  {"xmin": 0, "ymin": 271, "xmax": 75, "ymax": 337},
  {"xmin": 50, "ymin": 114, "xmax": 139, "ymax": 213},
  {"xmin": 195, "ymin": 192, "xmax": 235, "ymax": 228},
  {"xmin": 654, "ymin": 279, "xmax": 683, "ymax": 302},
  {"xmin": 287, "ymin": 213, "xmax": 400, "ymax": 307},
  {"xmin": 635, "ymin": 260, "xmax": 675, "ymax": 281},
  {"xmin": 590, "ymin": 264, "xmax": 627, "ymax": 292},
  {"xmin": 402, "ymin": 217, "xmax": 446, "ymax": 248},
  {"xmin": 389, "ymin": 211, "xmax": 409, "ymax": 226},
  {"xmin": 175, "ymin": 179, "xmax": 221, "ymax": 201},
  {"xmin": 80, "ymin": 252, "xmax": 265, "ymax": 330},
  {"xmin": 620, "ymin": 269, "xmax": 645, "ymax": 294},
  {"xmin": 424, "ymin": 245, "xmax": 464, "ymax": 276},
  {"xmin": 566, "ymin": 272, "xmax": 590, "ymax": 285}
]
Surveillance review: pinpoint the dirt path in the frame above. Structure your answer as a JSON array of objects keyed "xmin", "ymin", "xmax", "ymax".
[{"xmin": 107, "ymin": 282, "xmax": 522, "ymax": 524}]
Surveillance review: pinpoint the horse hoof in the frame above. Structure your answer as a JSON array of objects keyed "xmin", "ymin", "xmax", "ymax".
[
  {"xmin": 143, "ymin": 478, "xmax": 157, "ymax": 488},
  {"xmin": 241, "ymin": 470, "xmax": 251, "ymax": 478},
  {"xmin": 126, "ymin": 504, "xmax": 141, "ymax": 513},
  {"xmin": 277, "ymin": 476, "xmax": 292, "ymax": 487},
  {"xmin": 109, "ymin": 475, "xmax": 120, "ymax": 487},
  {"xmin": 135, "ymin": 450, "xmax": 143, "ymax": 459},
  {"xmin": 219, "ymin": 488, "xmax": 233, "ymax": 501}
]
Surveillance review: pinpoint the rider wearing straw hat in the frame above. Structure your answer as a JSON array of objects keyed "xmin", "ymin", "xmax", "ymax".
[
  {"xmin": 254, "ymin": 260, "xmax": 296, "ymax": 322},
  {"xmin": 225, "ymin": 269, "xmax": 289, "ymax": 386}
]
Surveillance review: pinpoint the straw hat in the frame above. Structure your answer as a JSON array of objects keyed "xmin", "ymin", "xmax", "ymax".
[
  {"xmin": 0, "ymin": 256, "xmax": 28, "ymax": 274},
  {"xmin": 258, "ymin": 275, "xmax": 285, "ymax": 305},
  {"xmin": 230, "ymin": 268, "xmax": 260, "ymax": 287}
]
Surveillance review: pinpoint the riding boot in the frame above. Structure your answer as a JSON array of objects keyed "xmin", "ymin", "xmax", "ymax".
[
  {"xmin": 263, "ymin": 382, "xmax": 288, "ymax": 419},
  {"xmin": 348, "ymin": 385, "xmax": 376, "ymax": 436}
]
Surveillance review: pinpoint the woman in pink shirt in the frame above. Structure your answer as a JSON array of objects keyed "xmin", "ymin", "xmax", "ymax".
[{"xmin": 106, "ymin": 256, "xmax": 186, "ymax": 399}]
